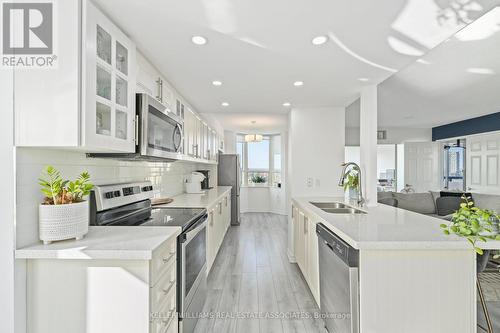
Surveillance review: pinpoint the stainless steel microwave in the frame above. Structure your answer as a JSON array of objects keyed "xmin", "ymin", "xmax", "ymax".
[{"xmin": 88, "ymin": 93, "xmax": 184, "ymax": 161}]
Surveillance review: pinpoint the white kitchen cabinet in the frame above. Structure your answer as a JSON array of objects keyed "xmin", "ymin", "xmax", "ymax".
[
  {"xmin": 210, "ymin": 129, "xmax": 218, "ymax": 161},
  {"xmin": 184, "ymin": 107, "xmax": 197, "ymax": 157},
  {"xmin": 175, "ymin": 98, "xmax": 185, "ymax": 119},
  {"xmin": 26, "ymin": 235, "xmax": 178, "ymax": 333},
  {"xmin": 201, "ymin": 122, "xmax": 209, "ymax": 160},
  {"xmin": 207, "ymin": 208, "xmax": 216, "ymax": 271},
  {"xmin": 15, "ymin": 0, "xmax": 136, "ymax": 152},
  {"xmin": 292, "ymin": 205, "xmax": 300, "ymax": 260},
  {"xmin": 292, "ymin": 206, "xmax": 319, "ymax": 306},
  {"xmin": 296, "ymin": 212, "xmax": 308, "ymax": 273},
  {"xmin": 206, "ymin": 193, "xmax": 231, "ymax": 273},
  {"xmin": 83, "ymin": 0, "xmax": 136, "ymax": 151},
  {"xmin": 306, "ymin": 217, "xmax": 320, "ymax": 304}
]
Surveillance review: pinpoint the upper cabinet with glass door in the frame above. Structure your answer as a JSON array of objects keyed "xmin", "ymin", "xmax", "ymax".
[
  {"xmin": 14, "ymin": 0, "xmax": 135, "ymax": 152},
  {"xmin": 84, "ymin": 0, "xmax": 136, "ymax": 152}
]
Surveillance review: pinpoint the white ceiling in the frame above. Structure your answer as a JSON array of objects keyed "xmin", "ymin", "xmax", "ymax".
[
  {"xmin": 95, "ymin": 0, "xmax": 498, "ymax": 116},
  {"xmin": 210, "ymin": 113, "xmax": 288, "ymax": 133},
  {"xmin": 379, "ymin": 6, "xmax": 500, "ymax": 128}
]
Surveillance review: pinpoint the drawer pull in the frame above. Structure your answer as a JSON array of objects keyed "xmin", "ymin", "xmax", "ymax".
[
  {"xmin": 162, "ymin": 280, "xmax": 175, "ymax": 295},
  {"xmin": 162, "ymin": 252, "xmax": 175, "ymax": 263},
  {"xmin": 161, "ymin": 309, "xmax": 176, "ymax": 327}
]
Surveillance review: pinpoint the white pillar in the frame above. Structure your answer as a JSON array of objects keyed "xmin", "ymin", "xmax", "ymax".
[{"xmin": 360, "ymin": 85, "xmax": 378, "ymax": 206}]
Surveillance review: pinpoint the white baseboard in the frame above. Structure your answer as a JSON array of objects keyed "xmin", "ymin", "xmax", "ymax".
[{"xmin": 287, "ymin": 248, "xmax": 296, "ymax": 263}]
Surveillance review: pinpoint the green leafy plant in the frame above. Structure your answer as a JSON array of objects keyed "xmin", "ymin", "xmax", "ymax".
[
  {"xmin": 38, "ymin": 166, "xmax": 93, "ymax": 205},
  {"xmin": 343, "ymin": 170, "xmax": 359, "ymax": 192},
  {"xmin": 440, "ymin": 195, "xmax": 500, "ymax": 254},
  {"xmin": 250, "ymin": 175, "xmax": 267, "ymax": 184}
]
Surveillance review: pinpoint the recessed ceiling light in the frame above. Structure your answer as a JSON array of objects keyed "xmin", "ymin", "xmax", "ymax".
[
  {"xmin": 312, "ymin": 35, "xmax": 328, "ymax": 45},
  {"xmin": 212, "ymin": 80, "xmax": 222, "ymax": 86},
  {"xmin": 466, "ymin": 67, "xmax": 495, "ymax": 75},
  {"xmin": 191, "ymin": 36, "xmax": 207, "ymax": 45},
  {"xmin": 293, "ymin": 81, "xmax": 304, "ymax": 87},
  {"xmin": 221, "ymin": 102, "xmax": 229, "ymax": 107},
  {"xmin": 357, "ymin": 78, "xmax": 369, "ymax": 82},
  {"xmin": 283, "ymin": 102, "xmax": 291, "ymax": 107},
  {"xmin": 416, "ymin": 59, "xmax": 431, "ymax": 65}
]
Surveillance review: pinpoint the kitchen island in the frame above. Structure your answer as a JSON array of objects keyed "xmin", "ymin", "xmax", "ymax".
[{"xmin": 291, "ymin": 196, "xmax": 487, "ymax": 333}]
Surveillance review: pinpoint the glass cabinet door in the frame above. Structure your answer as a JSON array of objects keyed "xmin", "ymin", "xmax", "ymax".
[{"xmin": 91, "ymin": 15, "xmax": 134, "ymax": 147}]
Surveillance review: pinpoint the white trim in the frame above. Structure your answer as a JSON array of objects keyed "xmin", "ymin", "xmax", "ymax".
[{"xmin": 287, "ymin": 248, "xmax": 296, "ymax": 263}]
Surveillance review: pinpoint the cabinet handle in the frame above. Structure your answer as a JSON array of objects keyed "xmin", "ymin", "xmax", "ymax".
[
  {"xmin": 225, "ymin": 197, "xmax": 228, "ymax": 207},
  {"xmin": 156, "ymin": 77, "xmax": 163, "ymax": 102},
  {"xmin": 162, "ymin": 279, "xmax": 175, "ymax": 295},
  {"xmin": 162, "ymin": 252, "xmax": 175, "ymax": 264},
  {"xmin": 209, "ymin": 211, "xmax": 214, "ymax": 226},
  {"xmin": 134, "ymin": 114, "xmax": 139, "ymax": 145},
  {"xmin": 219, "ymin": 202, "xmax": 223, "ymax": 214},
  {"xmin": 304, "ymin": 217, "xmax": 308, "ymax": 234}
]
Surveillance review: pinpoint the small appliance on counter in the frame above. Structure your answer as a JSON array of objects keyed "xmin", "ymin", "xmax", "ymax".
[
  {"xmin": 196, "ymin": 170, "xmax": 212, "ymax": 189},
  {"xmin": 185, "ymin": 172, "xmax": 206, "ymax": 194}
]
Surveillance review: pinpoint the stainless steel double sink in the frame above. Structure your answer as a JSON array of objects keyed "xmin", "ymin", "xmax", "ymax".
[{"xmin": 309, "ymin": 202, "xmax": 366, "ymax": 214}]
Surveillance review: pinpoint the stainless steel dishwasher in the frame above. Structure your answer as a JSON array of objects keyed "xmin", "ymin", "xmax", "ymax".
[{"xmin": 316, "ymin": 223, "xmax": 359, "ymax": 333}]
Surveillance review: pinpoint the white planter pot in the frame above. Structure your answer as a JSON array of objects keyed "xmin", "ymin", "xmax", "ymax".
[{"xmin": 39, "ymin": 201, "xmax": 89, "ymax": 245}]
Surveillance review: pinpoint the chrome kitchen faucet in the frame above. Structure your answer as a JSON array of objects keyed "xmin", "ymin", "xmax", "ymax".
[{"xmin": 338, "ymin": 162, "xmax": 365, "ymax": 207}]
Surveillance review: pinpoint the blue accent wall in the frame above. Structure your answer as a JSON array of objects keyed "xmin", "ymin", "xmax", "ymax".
[{"xmin": 432, "ymin": 112, "xmax": 500, "ymax": 141}]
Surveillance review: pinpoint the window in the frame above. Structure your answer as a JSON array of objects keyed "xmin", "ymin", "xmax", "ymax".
[{"xmin": 237, "ymin": 134, "xmax": 282, "ymax": 186}]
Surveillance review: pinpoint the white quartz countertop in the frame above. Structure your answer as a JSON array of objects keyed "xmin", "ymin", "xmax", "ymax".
[
  {"xmin": 159, "ymin": 186, "xmax": 232, "ymax": 209},
  {"xmin": 293, "ymin": 196, "xmax": 487, "ymax": 250},
  {"xmin": 15, "ymin": 226, "xmax": 181, "ymax": 260}
]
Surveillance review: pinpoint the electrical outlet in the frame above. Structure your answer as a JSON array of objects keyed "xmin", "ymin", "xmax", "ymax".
[
  {"xmin": 315, "ymin": 179, "xmax": 320, "ymax": 187},
  {"xmin": 306, "ymin": 177, "xmax": 313, "ymax": 187}
]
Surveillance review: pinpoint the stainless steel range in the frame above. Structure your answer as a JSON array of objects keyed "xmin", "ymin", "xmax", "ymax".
[{"xmin": 90, "ymin": 181, "xmax": 207, "ymax": 333}]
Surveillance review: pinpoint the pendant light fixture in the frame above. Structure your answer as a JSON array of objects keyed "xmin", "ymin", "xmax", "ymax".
[
  {"xmin": 244, "ymin": 134, "xmax": 263, "ymax": 142},
  {"xmin": 245, "ymin": 121, "xmax": 263, "ymax": 142}
]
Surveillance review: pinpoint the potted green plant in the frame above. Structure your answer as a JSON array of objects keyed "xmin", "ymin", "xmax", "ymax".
[
  {"xmin": 342, "ymin": 170, "xmax": 359, "ymax": 200},
  {"xmin": 38, "ymin": 166, "xmax": 94, "ymax": 245},
  {"xmin": 250, "ymin": 174, "xmax": 267, "ymax": 185},
  {"xmin": 440, "ymin": 195, "xmax": 500, "ymax": 254}
]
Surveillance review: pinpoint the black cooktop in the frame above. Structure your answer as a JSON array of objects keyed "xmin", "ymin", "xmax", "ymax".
[
  {"xmin": 92, "ymin": 199, "xmax": 206, "ymax": 231},
  {"xmin": 141, "ymin": 207, "xmax": 206, "ymax": 230}
]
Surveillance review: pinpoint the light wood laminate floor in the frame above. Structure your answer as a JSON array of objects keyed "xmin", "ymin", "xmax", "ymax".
[{"xmin": 194, "ymin": 212, "xmax": 327, "ymax": 333}]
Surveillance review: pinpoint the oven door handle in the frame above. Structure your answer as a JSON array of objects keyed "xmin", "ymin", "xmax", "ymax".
[{"xmin": 181, "ymin": 215, "xmax": 208, "ymax": 244}]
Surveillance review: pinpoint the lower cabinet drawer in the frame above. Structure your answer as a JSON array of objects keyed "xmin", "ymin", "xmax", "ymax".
[
  {"xmin": 150, "ymin": 298, "xmax": 177, "ymax": 333},
  {"xmin": 150, "ymin": 267, "xmax": 177, "ymax": 333},
  {"xmin": 150, "ymin": 260, "xmax": 176, "ymax": 310},
  {"xmin": 150, "ymin": 237, "xmax": 177, "ymax": 286}
]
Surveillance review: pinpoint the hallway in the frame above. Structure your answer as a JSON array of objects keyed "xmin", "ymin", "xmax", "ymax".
[{"xmin": 194, "ymin": 213, "xmax": 327, "ymax": 333}]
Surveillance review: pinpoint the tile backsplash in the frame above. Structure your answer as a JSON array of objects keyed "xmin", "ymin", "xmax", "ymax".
[{"xmin": 16, "ymin": 148, "xmax": 217, "ymax": 248}]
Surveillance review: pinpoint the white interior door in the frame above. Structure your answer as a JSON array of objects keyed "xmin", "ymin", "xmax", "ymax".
[
  {"xmin": 466, "ymin": 132, "xmax": 500, "ymax": 194},
  {"xmin": 404, "ymin": 142, "xmax": 441, "ymax": 192}
]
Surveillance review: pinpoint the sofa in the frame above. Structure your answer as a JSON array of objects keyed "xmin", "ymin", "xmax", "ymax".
[{"xmin": 377, "ymin": 191, "xmax": 500, "ymax": 219}]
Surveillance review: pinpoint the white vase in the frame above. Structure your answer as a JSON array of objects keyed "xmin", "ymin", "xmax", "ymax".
[
  {"xmin": 39, "ymin": 201, "xmax": 89, "ymax": 245},
  {"xmin": 349, "ymin": 188, "xmax": 359, "ymax": 201}
]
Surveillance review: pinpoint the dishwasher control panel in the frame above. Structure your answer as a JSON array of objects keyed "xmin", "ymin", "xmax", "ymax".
[{"xmin": 316, "ymin": 223, "xmax": 358, "ymax": 267}]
